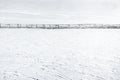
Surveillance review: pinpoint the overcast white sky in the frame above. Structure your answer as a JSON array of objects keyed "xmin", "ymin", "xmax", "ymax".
[{"xmin": 0, "ymin": 0, "xmax": 120, "ymax": 24}]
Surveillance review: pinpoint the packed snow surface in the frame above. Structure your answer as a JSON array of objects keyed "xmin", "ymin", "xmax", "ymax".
[{"xmin": 0, "ymin": 29, "xmax": 120, "ymax": 80}]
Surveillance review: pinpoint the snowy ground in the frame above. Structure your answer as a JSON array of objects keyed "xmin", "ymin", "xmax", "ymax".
[{"xmin": 0, "ymin": 29, "xmax": 120, "ymax": 80}]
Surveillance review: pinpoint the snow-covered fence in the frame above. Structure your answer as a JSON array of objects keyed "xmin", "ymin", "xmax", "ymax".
[{"xmin": 0, "ymin": 24, "xmax": 120, "ymax": 29}]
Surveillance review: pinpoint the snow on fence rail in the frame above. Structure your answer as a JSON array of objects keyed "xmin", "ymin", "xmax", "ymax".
[{"xmin": 0, "ymin": 24, "xmax": 120, "ymax": 29}]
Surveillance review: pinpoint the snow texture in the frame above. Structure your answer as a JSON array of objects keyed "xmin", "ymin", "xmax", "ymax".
[{"xmin": 0, "ymin": 29, "xmax": 120, "ymax": 80}]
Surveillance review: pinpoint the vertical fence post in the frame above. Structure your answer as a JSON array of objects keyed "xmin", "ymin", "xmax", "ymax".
[
  {"xmin": 7, "ymin": 24, "xmax": 10, "ymax": 28},
  {"xmin": 43, "ymin": 24, "xmax": 45, "ymax": 29},
  {"xmin": 17, "ymin": 24, "xmax": 19, "ymax": 28},
  {"xmin": 36, "ymin": 24, "xmax": 37, "ymax": 28}
]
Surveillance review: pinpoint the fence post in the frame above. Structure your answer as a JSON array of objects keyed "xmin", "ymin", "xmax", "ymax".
[
  {"xmin": 36, "ymin": 24, "xmax": 38, "ymax": 28},
  {"xmin": 7, "ymin": 24, "xmax": 10, "ymax": 28}
]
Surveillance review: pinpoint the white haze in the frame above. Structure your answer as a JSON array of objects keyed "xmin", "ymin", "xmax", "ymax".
[{"xmin": 0, "ymin": 0, "xmax": 120, "ymax": 24}]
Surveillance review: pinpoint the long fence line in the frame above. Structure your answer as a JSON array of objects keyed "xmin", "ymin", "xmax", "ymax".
[{"xmin": 0, "ymin": 24, "xmax": 120, "ymax": 29}]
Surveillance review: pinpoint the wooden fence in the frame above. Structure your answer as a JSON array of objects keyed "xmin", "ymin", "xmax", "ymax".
[{"xmin": 0, "ymin": 24, "xmax": 120, "ymax": 29}]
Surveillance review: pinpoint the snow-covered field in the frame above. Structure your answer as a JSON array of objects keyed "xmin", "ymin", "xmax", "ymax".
[{"xmin": 0, "ymin": 29, "xmax": 120, "ymax": 80}]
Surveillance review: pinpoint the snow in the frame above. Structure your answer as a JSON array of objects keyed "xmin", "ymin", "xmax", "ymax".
[{"xmin": 0, "ymin": 29, "xmax": 120, "ymax": 80}]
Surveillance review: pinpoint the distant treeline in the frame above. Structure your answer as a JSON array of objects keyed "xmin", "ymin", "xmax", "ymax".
[{"xmin": 0, "ymin": 24, "xmax": 120, "ymax": 29}]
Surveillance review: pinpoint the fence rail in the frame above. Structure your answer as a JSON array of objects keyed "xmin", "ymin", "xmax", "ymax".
[{"xmin": 0, "ymin": 24, "xmax": 120, "ymax": 29}]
